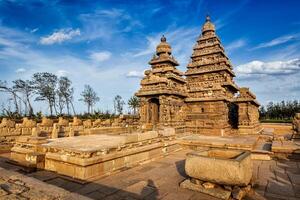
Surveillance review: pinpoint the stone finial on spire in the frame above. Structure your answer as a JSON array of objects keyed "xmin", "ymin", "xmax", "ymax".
[
  {"xmin": 206, "ymin": 14, "xmax": 211, "ymax": 22},
  {"xmin": 161, "ymin": 35, "xmax": 166, "ymax": 42},
  {"xmin": 202, "ymin": 14, "xmax": 215, "ymax": 33}
]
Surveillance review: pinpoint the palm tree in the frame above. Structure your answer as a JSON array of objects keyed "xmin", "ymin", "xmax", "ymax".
[{"xmin": 128, "ymin": 96, "xmax": 140, "ymax": 115}]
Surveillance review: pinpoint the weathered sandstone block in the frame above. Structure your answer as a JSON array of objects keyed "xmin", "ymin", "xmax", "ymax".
[
  {"xmin": 69, "ymin": 127, "xmax": 74, "ymax": 137},
  {"xmin": 40, "ymin": 117, "xmax": 53, "ymax": 127},
  {"xmin": 185, "ymin": 150, "xmax": 252, "ymax": 186},
  {"xmin": 0, "ymin": 118, "xmax": 15, "ymax": 128},
  {"xmin": 11, "ymin": 136, "xmax": 48, "ymax": 168},
  {"xmin": 31, "ymin": 127, "xmax": 41, "ymax": 137},
  {"xmin": 293, "ymin": 113, "xmax": 300, "ymax": 133},
  {"xmin": 52, "ymin": 124, "xmax": 58, "ymax": 138},
  {"xmin": 58, "ymin": 117, "xmax": 69, "ymax": 126},
  {"xmin": 102, "ymin": 119, "xmax": 111, "ymax": 126},
  {"xmin": 83, "ymin": 119, "xmax": 92, "ymax": 127},
  {"xmin": 72, "ymin": 117, "xmax": 82, "ymax": 126},
  {"xmin": 159, "ymin": 127, "xmax": 175, "ymax": 137},
  {"xmin": 93, "ymin": 119, "xmax": 102, "ymax": 127},
  {"xmin": 137, "ymin": 131, "xmax": 158, "ymax": 141},
  {"xmin": 22, "ymin": 117, "xmax": 36, "ymax": 128}
]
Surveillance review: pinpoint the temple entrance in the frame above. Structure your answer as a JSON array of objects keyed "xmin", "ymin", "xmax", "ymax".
[
  {"xmin": 228, "ymin": 103, "xmax": 239, "ymax": 129},
  {"xmin": 148, "ymin": 98, "xmax": 160, "ymax": 125}
]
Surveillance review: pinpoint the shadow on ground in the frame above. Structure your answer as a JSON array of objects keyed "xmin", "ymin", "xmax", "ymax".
[{"xmin": 0, "ymin": 154, "xmax": 160, "ymax": 200}]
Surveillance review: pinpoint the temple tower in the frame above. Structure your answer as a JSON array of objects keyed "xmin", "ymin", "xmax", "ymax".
[
  {"xmin": 234, "ymin": 88, "xmax": 261, "ymax": 134},
  {"xmin": 185, "ymin": 16, "xmax": 239, "ymax": 135},
  {"xmin": 136, "ymin": 36, "xmax": 187, "ymax": 129}
]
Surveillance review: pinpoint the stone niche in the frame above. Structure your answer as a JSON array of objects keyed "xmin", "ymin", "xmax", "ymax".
[{"xmin": 185, "ymin": 149, "xmax": 252, "ymax": 186}]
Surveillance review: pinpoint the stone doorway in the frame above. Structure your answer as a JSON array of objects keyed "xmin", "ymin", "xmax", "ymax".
[
  {"xmin": 148, "ymin": 98, "xmax": 160, "ymax": 125},
  {"xmin": 228, "ymin": 103, "xmax": 239, "ymax": 129}
]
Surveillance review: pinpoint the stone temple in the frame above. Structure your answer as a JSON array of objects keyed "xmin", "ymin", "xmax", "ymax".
[
  {"xmin": 136, "ymin": 15, "xmax": 261, "ymax": 135},
  {"xmin": 0, "ymin": 15, "xmax": 300, "ymax": 200}
]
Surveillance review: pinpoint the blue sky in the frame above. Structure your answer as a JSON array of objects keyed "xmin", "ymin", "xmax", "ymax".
[{"xmin": 0, "ymin": 0, "xmax": 299, "ymax": 114}]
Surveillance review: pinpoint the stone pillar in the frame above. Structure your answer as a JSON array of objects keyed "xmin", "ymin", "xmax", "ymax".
[
  {"xmin": 52, "ymin": 124, "xmax": 58, "ymax": 138},
  {"xmin": 69, "ymin": 127, "xmax": 75, "ymax": 137},
  {"xmin": 31, "ymin": 127, "xmax": 40, "ymax": 137}
]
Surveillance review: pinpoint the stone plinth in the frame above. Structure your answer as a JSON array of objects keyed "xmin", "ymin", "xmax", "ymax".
[
  {"xmin": 272, "ymin": 140, "xmax": 300, "ymax": 154},
  {"xmin": 10, "ymin": 136, "xmax": 48, "ymax": 168},
  {"xmin": 178, "ymin": 135, "xmax": 257, "ymax": 151},
  {"xmin": 185, "ymin": 150, "xmax": 252, "ymax": 186},
  {"xmin": 42, "ymin": 133, "xmax": 179, "ymax": 180}
]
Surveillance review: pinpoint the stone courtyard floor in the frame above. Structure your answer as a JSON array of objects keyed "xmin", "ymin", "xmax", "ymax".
[{"xmin": 0, "ymin": 149, "xmax": 300, "ymax": 200}]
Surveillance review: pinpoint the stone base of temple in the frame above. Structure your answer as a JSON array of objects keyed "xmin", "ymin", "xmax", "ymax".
[
  {"xmin": 185, "ymin": 127, "xmax": 232, "ymax": 136},
  {"xmin": 238, "ymin": 124, "xmax": 263, "ymax": 135}
]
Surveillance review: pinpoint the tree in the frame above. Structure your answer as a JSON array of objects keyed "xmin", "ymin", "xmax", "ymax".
[
  {"xmin": 114, "ymin": 95, "xmax": 125, "ymax": 115},
  {"xmin": 128, "ymin": 96, "xmax": 140, "ymax": 115},
  {"xmin": 56, "ymin": 77, "xmax": 75, "ymax": 115},
  {"xmin": 32, "ymin": 72, "xmax": 58, "ymax": 116},
  {"xmin": 79, "ymin": 85, "xmax": 100, "ymax": 114},
  {"xmin": 12, "ymin": 79, "xmax": 34, "ymax": 116},
  {"xmin": 0, "ymin": 80, "xmax": 20, "ymax": 114}
]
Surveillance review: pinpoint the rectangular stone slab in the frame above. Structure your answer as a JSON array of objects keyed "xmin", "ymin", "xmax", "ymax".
[
  {"xmin": 185, "ymin": 149, "xmax": 252, "ymax": 186},
  {"xmin": 41, "ymin": 134, "xmax": 179, "ymax": 180},
  {"xmin": 178, "ymin": 135, "xmax": 257, "ymax": 150},
  {"xmin": 43, "ymin": 135, "xmax": 127, "ymax": 153}
]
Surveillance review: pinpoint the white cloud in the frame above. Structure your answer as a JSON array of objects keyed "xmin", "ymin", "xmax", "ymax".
[
  {"xmin": 78, "ymin": 8, "xmax": 142, "ymax": 42},
  {"xmin": 56, "ymin": 70, "xmax": 69, "ymax": 77},
  {"xmin": 126, "ymin": 70, "xmax": 144, "ymax": 78},
  {"xmin": 252, "ymin": 34, "xmax": 299, "ymax": 50},
  {"xmin": 30, "ymin": 28, "xmax": 39, "ymax": 33},
  {"xmin": 15, "ymin": 68, "xmax": 26, "ymax": 74},
  {"xmin": 225, "ymin": 39, "xmax": 247, "ymax": 52},
  {"xmin": 132, "ymin": 27, "xmax": 198, "ymax": 67},
  {"xmin": 89, "ymin": 51, "xmax": 112, "ymax": 62},
  {"xmin": 236, "ymin": 58, "xmax": 300, "ymax": 75},
  {"xmin": 40, "ymin": 28, "xmax": 81, "ymax": 45},
  {"xmin": 133, "ymin": 36, "xmax": 159, "ymax": 57}
]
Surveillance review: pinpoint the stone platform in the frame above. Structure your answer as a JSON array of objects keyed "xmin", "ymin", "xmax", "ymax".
[
  {"xmin": 178, "ymin": 135, "xmax": 258, "ymax": 151},
  {"xmin": 41, "ymin": 132, "xmax": 179, "ymax": 180}
]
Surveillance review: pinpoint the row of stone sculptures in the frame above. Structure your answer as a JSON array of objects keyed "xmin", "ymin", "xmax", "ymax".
[{"xmin": 0, "ymin": 115, "xmax": 139, "ymax": 129}]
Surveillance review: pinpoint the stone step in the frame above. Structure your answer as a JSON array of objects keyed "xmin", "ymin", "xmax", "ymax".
[{"xmin": 251, "ymin": 140, "xmax": 273, "ymax": 160}]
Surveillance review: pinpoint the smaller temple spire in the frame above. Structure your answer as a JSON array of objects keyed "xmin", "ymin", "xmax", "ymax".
[{"xmin": 156, "ymin": 35, "xmax": 172, "ymax": 55}]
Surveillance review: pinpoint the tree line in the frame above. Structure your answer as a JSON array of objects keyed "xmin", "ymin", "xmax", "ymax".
[
  {"xmin": 259, "ymin": 100, "xmax": 300, "ymax": 120},
  {"xmin": 0, "ymin": 72, "xmax": 140, "ymax": 118}
]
